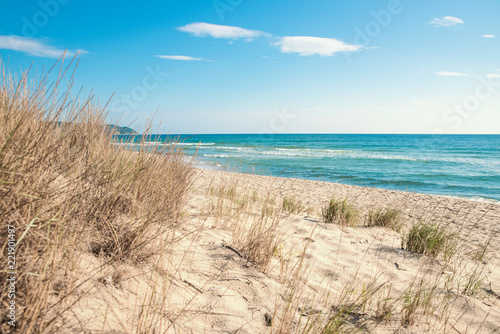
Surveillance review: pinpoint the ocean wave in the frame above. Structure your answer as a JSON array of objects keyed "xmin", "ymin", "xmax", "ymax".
[
  {"xmin": 177, "ymin": 142, "xmax": 216, "ymax": 146},
  {"xmin": 203, "ymin": 154, "xmax": 232, "ymax": 158},
  {"xmin": 202, "ymin": 146, "xmax": 500, "ymax": 171},
  {"xmin": 113, "ymin": 141, "xmax": 215, "ymax": 148},
  {"xmin": 439, "ymin": 194, "xmax": 500, "ymax": 204},
  {"xmin": 117, "ymin": 141, "xmax": 499, "ymax": 175},
  {"xmin": 211, "ymin": 147, "xmax": 420, "ymax": 161},
  {"xmin": 217, "ymin": 146, "xmax": 254, "ymax": 151},
  {"xmin": 348, "ymin": 152, "xmax": 418, "ymax": 161}
]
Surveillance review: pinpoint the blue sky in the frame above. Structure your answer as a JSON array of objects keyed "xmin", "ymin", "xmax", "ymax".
[{"xmin": 1, "ymin": 0, "xmax": 499, "ymax": 134}]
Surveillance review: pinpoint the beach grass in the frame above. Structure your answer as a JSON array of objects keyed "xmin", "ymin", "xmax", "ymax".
[
  {"xmin": 1, "ymin": 57, "xmax": 498, "ymax": 334},
  {"xmin": 322, "ymin": 196, "xmax": 358, "ymax": 227},
  {"xmin": 401, "ymin": 221, "xmax": 456, "ymax": 260},
  {"xmin": 0, "ymin": 58, "xmax": 192, "ymax": 333},
  {"xmin": 282, "ymin": 196, "xmax": 304, "ymax": 214},
  {"xmin": 365, "ymin": 208, "xmax": 402, "ymax": 231}
]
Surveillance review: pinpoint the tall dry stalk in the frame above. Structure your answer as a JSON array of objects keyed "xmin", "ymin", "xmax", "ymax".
[{"xmin": 0, "ymin": 57, "xmax": 192, "ymax": 333}]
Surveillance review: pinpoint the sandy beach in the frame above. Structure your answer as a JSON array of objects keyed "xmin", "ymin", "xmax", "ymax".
[
  {"xmin": 148, "ymin": 167, "xmax": 500, "ymax": 333},
  {"xmin": 4, "ymin": 2, "xmax": 500, "ymax": 332}
]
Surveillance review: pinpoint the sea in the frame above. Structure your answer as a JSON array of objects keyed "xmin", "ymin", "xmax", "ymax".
[{"xmin": 114, "ymin": 134, "xmax": 500, "ymax": 203}]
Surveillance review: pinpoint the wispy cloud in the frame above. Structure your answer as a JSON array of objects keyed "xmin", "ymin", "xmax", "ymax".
[
  {"xmin": 177, "ymin": 22, "xmax": 267, "ymax": 40},
  {"xmin": 274, "ymin": 36, "xmax": 361, "ymax": 56},
  {"xmin": 481, "ymin": 34, "xmax": 495, "ymax": 38},
  {"xmin": 0, "ymin": 35, "xmax": 85, "ymax": 58},
  {"xmin": 436, "ymin": 71, "xmax": 471, "ymax": 77},
  {"xmin": 155, "ymin": 55, "xmax": 203, "ymax": 61},
  {"xmin": 486, "ymin": 73, "xmax": 500, "ymax": 78},
  {"xmin": 430, "ymin": 16, "xmax": 464, "ymax": 28}
]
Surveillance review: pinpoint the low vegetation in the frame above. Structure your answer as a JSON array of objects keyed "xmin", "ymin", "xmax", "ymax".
[
  {"xmin": 460, "ymin": 267, "xmax": 485, "ymax": 297},
  {"xmin": 282, "ymin": 196, "xmax": 304, "ymax": 214},
  {"xmin": 2, "ymin": 58, "xmax": 496, "ymax": 334},
  {"xmin": 365, "ymin": 208, "xmax": 402, "ymax": 231},
  {"xmin": 470, "ymin": 236, "xmax": 492, "ymax": 262},
  {"xmin": 401, "ymin": 222, "xmax": 456, "ymax": 260},
  {"xmin": 0, "ymin": 59, "xmax": 192, "ymax": 333},
  {"xmin": 322, "ymin": 196, "xmax": 358, "ymax": 227}
]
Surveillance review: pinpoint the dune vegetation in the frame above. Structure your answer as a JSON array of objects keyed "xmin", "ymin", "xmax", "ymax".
[
  {"xmin": 1, "ymin": 58, "xmax": 499, "ymax": 333},
  {"xmin": 0, "ymin": 58, "xmax": 192, "ymax": 333}
]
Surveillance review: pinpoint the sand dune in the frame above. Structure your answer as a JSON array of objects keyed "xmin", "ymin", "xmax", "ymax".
[
  {"xmin": 49, "ymin": 167, "xmax": 500, "ymax": 333},
  {"xmin": 158, "ymin": 168, "xmax": 500, "ymax": 333}
]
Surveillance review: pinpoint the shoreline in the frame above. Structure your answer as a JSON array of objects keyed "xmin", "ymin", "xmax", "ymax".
[
  {"xmin": 192, "ymin": 160, "xmax": 500, "ymax": 206},
  {"xmin": 193, "ymin": 167, "xmax": 500, "ymax": 238},
  {"xmin": 186, "ymin": 165, "xmax": 500, "ymax": 332}
]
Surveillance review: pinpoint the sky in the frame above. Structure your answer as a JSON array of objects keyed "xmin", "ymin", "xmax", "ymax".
[{"xmin": 1, "ymin": 0, "xmax": 499, "ymax": 134}]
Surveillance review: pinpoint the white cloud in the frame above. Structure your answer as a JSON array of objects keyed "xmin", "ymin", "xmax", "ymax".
[
  {"xmin": 177, "ymin": 22, "xmax": 266, "ymax": 39},
  {"xmin": 486, "ymin": 73, "xmax": 500, "ymax": 78},
  {"xmin": 482, "ymin": 34, "xmax": 495, "ymax": 38},
  {"xmin": 274, "ymin": 36, "xmax": 361, "ymax": 56},
  {"xmin": 0, "ymin": 35, "xmax": 85, "ymax": 58},
  {"xmin": 430, "ymin": 16, "xmax": 464, "ymax": 27},
  {"xmin": 155, "ymin": 55, "xmax": 203, "ymax": 61},
  {"xmin": 436, "ymin": 71, "xmax": 471, "ymax": 77}
]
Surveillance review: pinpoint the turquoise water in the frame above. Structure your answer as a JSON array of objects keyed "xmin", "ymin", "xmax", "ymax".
[{"xmin": 115, "ymin": 134, "xmax": 500, "ymax": 202}]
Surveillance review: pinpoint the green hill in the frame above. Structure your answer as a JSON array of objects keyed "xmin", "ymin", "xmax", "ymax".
[
  {"xmin": 57, "ymin": 121, "xmax": 138, "ymax": 135},
  {"xmin": 105, "ymin": 124, "xmax": 138, "ymax": 135}
]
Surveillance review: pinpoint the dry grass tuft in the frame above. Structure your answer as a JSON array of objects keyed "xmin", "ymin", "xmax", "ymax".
[
  {"xmin": 0, "ymin": 58, "xmax": 192, "ymax": 333},
  {"xmin": 282, "ymin": 196, "xmax": 304, "ymax": 215},
  {"xmin": 470, "ymin": 237, "xmax": 492, "ymax": 263}
]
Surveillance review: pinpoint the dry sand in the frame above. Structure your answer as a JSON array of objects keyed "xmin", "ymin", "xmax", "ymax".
[
  {"xmin": 66, "ymin": 167, "xmax": 500, "ymax": 333},
  {"xmin": 165, "ymin": 168, "xmax": 500, "ymax": 333}
]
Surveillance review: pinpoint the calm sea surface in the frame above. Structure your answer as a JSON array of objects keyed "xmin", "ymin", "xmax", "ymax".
[{"xmin": 115, "ymin": 134, "xmax": 500, "ymax": 202}]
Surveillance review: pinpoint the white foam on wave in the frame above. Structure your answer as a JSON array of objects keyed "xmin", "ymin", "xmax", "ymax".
[
  {"xmin": 113, "ymin": 142, "xmax": 216, "ymax": 148},
  {"xmin": 211, "ymin": 147, "xmax": 419, "ymax": 161},
  {"xmin": 203, "ymin": 154, "xmax": 231, "ymax": 158},
  {"xmin": 439, "ymin": 194, "xmax": 500, "ymax": 204},
  {"xmin": 116, "ymin": 141, "xmax": 499, "ymax": 176},
  {"xmin": 177, "ymin": 142, "xmax": 216, "ymax": 146},
  {"xmin": 204, "ymin": 146, "xmax": 499, "ymax": 172},
  {"xmin": 350, "ymin": 152, "xmax": 418, "ymax": 161},
  {"xmin": 217, "ymin": 146, "xmax": 253, "ymax": 151}
]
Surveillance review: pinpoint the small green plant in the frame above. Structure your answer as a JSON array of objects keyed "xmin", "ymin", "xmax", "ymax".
[
  {"xmin": 301, "ymin": 279, "xmax": 384, "ymax": 333},
  {"xmin": 251, "ymin": 190, "xmax": 259, "ymax": 202},
  {"xmin": 373, "ymin": 287, "xmax": 394, "ymax": 324},
  {"xmin": 400, "ymin": 280, "xmax": 437, "ymax": 327},
  {"xmin": 322, "ymin": 197, "xmax": 357, "ymax": 227},
  {"xmin": 282, "ymin": 196, "xmax": 303, "ymax": 214},
  {"xmin": 234, "ymin": 195, "xmax": 249, "ymax": 212},
  {"xmin": 366, "ymin": 208, "xmax": 402, "ymax": 231},
  {"xmin": 321, "ymin": 304, "xmax": 359, "ymax": 333},
  {"xmin": 262, "ymin": 203, "xmax": 275, "ymax": 218},
  {"xmin": 461, "ymin": 268, "xmax": 484, "ymax": 297},
  {"xmin": 210, "ymin": 184, "xmax": 238, "ymax": 199},
  {"xmin": 471, "ymin": 237, "xmax": 491, "ymax": 262},
  {"xmin": 401, "ymin": 222, "xmax": 456, "ymax": 260}
]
